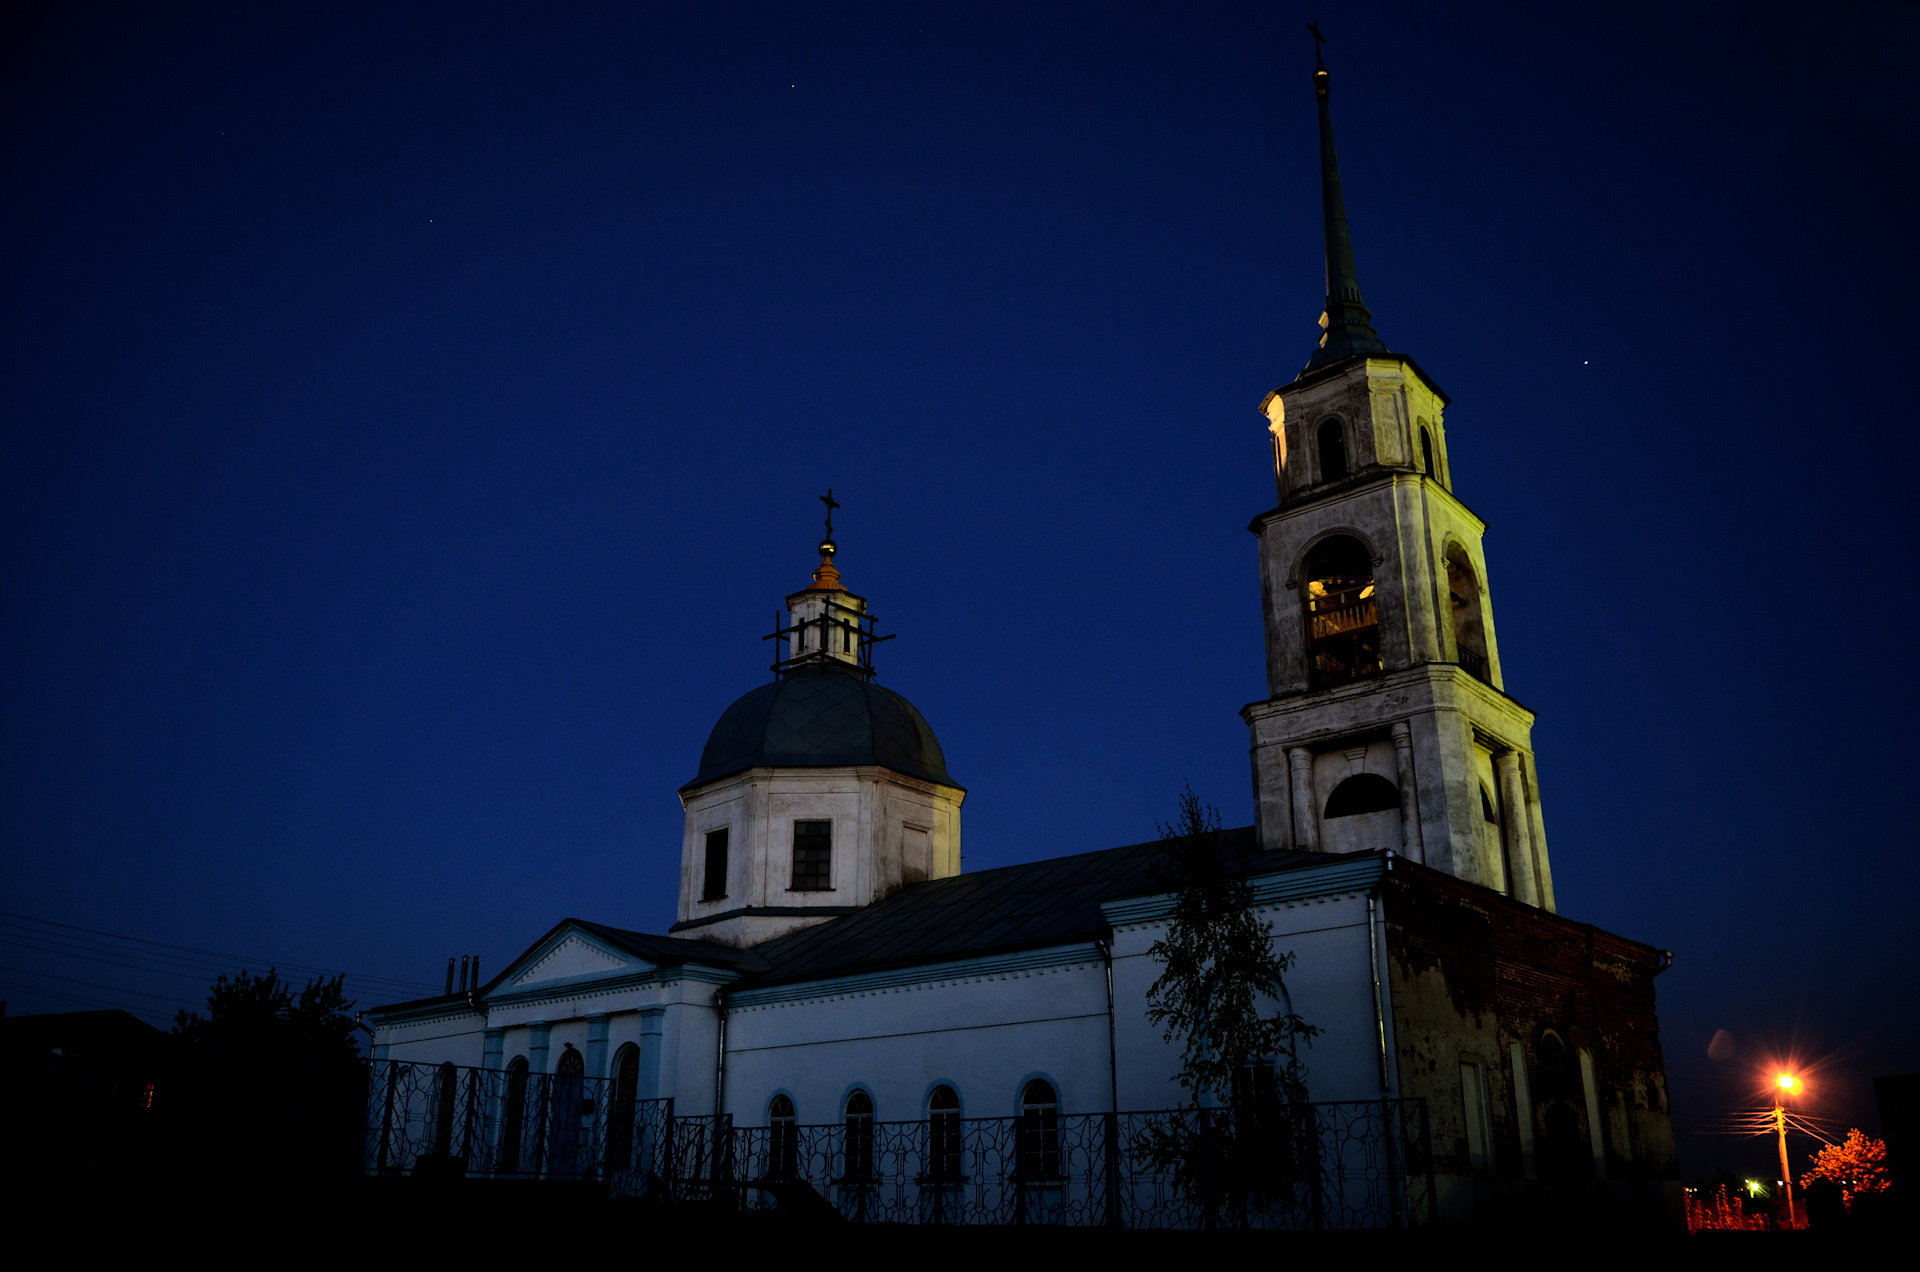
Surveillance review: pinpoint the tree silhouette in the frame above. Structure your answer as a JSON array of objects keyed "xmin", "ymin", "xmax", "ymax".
[
  {"xmin": 171, "ymin": 969, "xmax": 366, "ymax": 1177},
  {"xmin": 1137, "ymin": 786, "xmax": 1318, "ymax": 1223}
]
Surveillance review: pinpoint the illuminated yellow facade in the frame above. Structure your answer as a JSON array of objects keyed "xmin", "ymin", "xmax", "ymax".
[{"xmin": 1243, "ymin": 353, "xmax": 1554, "ymax": 908}]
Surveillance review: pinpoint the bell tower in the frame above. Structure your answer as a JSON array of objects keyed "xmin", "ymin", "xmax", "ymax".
[{"xmin": 1242, "ymin": 46, "xmax": 1555, "ymax": 910}]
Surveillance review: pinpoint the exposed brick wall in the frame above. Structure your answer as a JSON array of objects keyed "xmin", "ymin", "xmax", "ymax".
[{"xmin": 1382, "ymin": 860, "xmax": 1679, "ymax": 1219}]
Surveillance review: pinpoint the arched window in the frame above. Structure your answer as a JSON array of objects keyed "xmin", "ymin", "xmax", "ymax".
[
  {"xmin": 432, "ymin": 1061, "xmax": 457, "ymax": 1157},
  {"xmin": 1420, "ymin": 425, "xmax": 1436, "ymax": 479},
  {"xmin": 500, "ymin": 1057, "xmax": 529, "ymax": 1173},
  {"xmin": 606, "ymin": 1043, "xmax": 640, "ymax": 1173},
  {"xmin": 549, "ymin": 1045, "xmax": 586, "ymax": 1179},
  {"xmin": 769, "ymin": 1094, "xmax": 797, "ymax": 1180},
  {"xmin": 1317, "ymin": 419, "xmax": 1348, "ymax": 483},
  {"xmin": 928, "ymin": 1085, "xmax": 962, "ymax": 1179},
  {"xmin": 1446, "ymin": 546, "xmax": 1489, "ymax": 681},
  {"xmin": 1324, "ymin": 773, "xmax": 1400, "ymax": 818},
  {"xmin": 1018, "ymin": 1080, "xmax": 1060, "ymax": 1178},
  {"xmin": 1304, "ymin": 536, "xmax": 1381, "ymax": 687},
  {"xmin": 843, "ymin": 1090, "xmax": 875, "ymax": 1181}
]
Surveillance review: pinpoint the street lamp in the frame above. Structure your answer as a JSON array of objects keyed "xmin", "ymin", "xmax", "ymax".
[{"xmin": 1773, "ymin": 1072, "xmax": 1801, "ymax": 1228}]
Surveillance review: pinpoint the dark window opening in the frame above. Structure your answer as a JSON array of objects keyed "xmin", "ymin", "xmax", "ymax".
[
  {"xmin": 551, "ymin": 1046, "xmax": 586, "ymax": 1177},
  {"xmin": 1019, "ymin": 1079, "xmax": 1060, "ymax": 1178},
  {"xmin": 433, "ymin": 1061, "xmax": 457, "ymax": 1157},
  {"xmin": 791, "ymin": 820, "xmax": 832, "ymax": 891},
  {"xmin": 1481, "ymin": 785, "xmax": 1498, "ymax": 824},
  {"xmin": 1317, "ymin": 419, "xmax": 1348, "ymax": 483},
  {"xmin": 928, "ymin": 1085, "xmax": 962, "ymax": 1179},
  {"xmin": 1324, "ymin": 773, "xmax": 1400, "ymax": 818},
  {"xmin": 1420, "ymin": 426, "xmax": 1435, "ymax": 479},
  {"xmin": 843, "ymin": 1090, "xmax": 875, "ymax": 1180},
  {"xmin": 702, "ymin": 828, "xmax": 729, "ymax": 901},
  {"xmin": 1234, "ymin": 1057, "xmax": 1279, "ymax": 1111},
  {"xmin": 1303, "ymin": 536, "xmax": 1382, "ymax": 687},
  {"xmin": 769, "ymin": 1094, "xmax": 797, "ymax": 1179},
  {"xmin": 500, "ymin": 1057, "xmax": 529, "ymax": 1173},
  {"xmin": 607, "ymin": 1044, "xmax": 640, "ymax": 1172}
]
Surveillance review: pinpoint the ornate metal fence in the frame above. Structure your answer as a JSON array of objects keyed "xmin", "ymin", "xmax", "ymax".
[
  {"xmin": 365, "ymin": 1062, "xmax": 1431, "ymax": 1228},
  {"xmin": 363, "ymin": 1058, "xmax": 696, "ymax": 1195}
]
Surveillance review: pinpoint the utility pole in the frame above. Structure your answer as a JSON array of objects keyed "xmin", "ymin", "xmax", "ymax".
[{"xmin": 1773, "ymin": 1072, "xmax": 1800, "ymax": 1228}]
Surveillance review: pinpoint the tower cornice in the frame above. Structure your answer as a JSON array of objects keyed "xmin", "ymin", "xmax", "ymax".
[{"xmin": 1280, "ymin": 351, "xmax": 1451, "ymax": 408}]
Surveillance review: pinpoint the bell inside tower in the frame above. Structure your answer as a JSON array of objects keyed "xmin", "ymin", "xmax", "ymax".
[{"xmin": 1304, "ymin": 536, "xmax": 1381, "ymax": 688}]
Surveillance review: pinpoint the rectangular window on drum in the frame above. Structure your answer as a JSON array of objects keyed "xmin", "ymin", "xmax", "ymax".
[
  {"xmin": 791, "ymin": 820, "xmax": 831, "ymax": 891},
  {"xmin": 702, "ymin": 828, "xmax": 729, "ymax": 901}
]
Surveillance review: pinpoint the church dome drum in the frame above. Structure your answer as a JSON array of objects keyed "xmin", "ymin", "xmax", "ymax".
[{"xmin": 684, "ymin": 661, "xmax": 956, "ymax": 791}]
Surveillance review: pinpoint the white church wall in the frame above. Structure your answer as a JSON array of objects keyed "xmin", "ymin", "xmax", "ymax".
[
  {"xmin": 378, "ymin": 1008, "xmax": 488, "ymax": 1067},
  {"xmin": 1103, "ymin": 862, "xmax": 1395, "ymax": 1109},
  {"xmin": 676, "ymin": 766, "xmax": 963, "ymax": 941},
  {"xmin": 723, "ymin": 950, "xmax": 1110, "ymax": 1124}
]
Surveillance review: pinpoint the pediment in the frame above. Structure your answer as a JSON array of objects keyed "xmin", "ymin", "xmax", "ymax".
[{"xmin": 507, "ymin": 933, "xmax": 631, "ymax": 989}]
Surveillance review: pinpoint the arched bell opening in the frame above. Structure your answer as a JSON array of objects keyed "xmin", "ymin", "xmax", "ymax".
[
  {"xmin": 1303, "ymin": 536, "xmax": 1382, "ymax": 688},
  {"xmin": 1446, "ymin": 545, "xmax": 1490, "ymax": 683}
]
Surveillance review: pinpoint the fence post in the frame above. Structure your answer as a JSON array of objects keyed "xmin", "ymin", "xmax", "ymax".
[
  {"xmin": 373, "ymin": 1061, "xmax": 399, "ymax": 1174},
  {"xmin": 663, "ymin": 1097, "xmax": 677, "ymax": 1201},
  {"xmin": 1305, "ymin": 1102, "xmax": 1326, "ymax": 1231},
  {"xmin": 1381, "ymin": 1097, "xmax": 1404, "ymax": 1228},
  {"xmin": 1200, "ymin": 1108, "xmax": 1216, "ymax": 1230},
  {"xmin": 1104, "ymin": 1110, "xmax": 1122, "ymax": 1229},
  {"xmin": 459, "ymin": 1067, "xmax": 481, "ymax": 1169}
]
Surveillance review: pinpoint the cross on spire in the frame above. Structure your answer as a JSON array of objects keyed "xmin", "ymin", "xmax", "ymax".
[
  {"xmin": 820, "ymin": 489, "xmax": 840, "ymax": 543},
  {"xmin": 1308, "ymin": 18, "xmax": 1327, "ymax": 70}
]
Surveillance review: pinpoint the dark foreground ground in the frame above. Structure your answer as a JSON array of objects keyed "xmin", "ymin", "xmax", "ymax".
[{"xmin": 5, "ymin": 1170, "xmax": 1902, "ymax": 1267}]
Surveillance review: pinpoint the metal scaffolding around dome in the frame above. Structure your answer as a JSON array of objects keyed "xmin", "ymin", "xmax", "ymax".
[{"xmin": 763, "ymin": 597, "xmax": 894, "ymax": 681}]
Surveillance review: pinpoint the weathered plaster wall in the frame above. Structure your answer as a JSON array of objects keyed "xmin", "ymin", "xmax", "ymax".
[{"xmin": 1382, "ymin": 864, "xmax": 1680, "ymax": 1227}]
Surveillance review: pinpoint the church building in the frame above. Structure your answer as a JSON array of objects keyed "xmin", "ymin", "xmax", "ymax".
[{"xmin": 367, "ymin": 53, "xmax": 1681, "ymax": 1228}]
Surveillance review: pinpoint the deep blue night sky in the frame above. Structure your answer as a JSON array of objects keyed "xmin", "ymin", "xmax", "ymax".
[{"xmin": 4, "ymin": 2, "xmax": 1916, "ymax": 1178}]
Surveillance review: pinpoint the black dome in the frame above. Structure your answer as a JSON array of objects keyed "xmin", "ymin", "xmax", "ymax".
[{"xmin": 684, "ymin": 664, "xmax": 959, "ymax": 791}]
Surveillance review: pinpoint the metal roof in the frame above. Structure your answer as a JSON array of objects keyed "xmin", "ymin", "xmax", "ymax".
[
  {"xmin": 683, "ymin": 662, "xmax": 957, "ymax": 792},
  {"xmin": 370, "ymin": 832, "xmax": 1340, "ymax": 1016},
  {"xmin": 734, "ymin": 827, "xmax": 1320, "ymax": 989}
]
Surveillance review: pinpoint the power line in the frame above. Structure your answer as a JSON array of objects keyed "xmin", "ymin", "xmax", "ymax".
[
  {"xmin": 0, "ymin": 910, "xmax": 439, "ymax": 996},
  {"xmin": 0, "ymin": 980, "xmax": 176, "ymax": 1027},
  {"xmin": 0, "ymin": 931, "xmax": 419, "ymax": 1001},
  {"xmin": 0, "ymin": 963, "xmax": 194, "ymax": 1005}
]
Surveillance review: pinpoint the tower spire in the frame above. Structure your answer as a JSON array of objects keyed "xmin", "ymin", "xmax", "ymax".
[{"xmin": 1303, "ymin": 24, "xmax": 1388, "ymax": 373}]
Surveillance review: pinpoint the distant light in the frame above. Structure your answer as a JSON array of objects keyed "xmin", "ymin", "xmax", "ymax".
[{"xmin": 1776, "ymin": 1072, "xmax": 1799, "ymax": 1092}]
